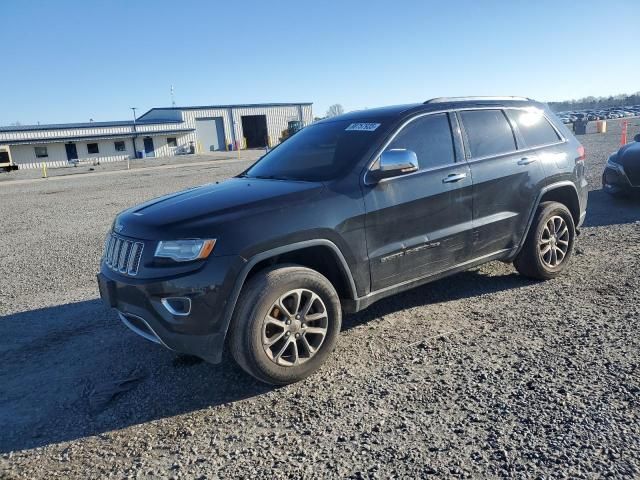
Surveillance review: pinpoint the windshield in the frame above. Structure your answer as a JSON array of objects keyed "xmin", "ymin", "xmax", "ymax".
[{"xmin": 242, "ymin": 120, "xmax": 386, "ymax": 182}]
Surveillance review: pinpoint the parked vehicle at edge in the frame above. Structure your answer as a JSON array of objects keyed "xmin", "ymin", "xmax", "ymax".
[
  {"xmin": 603, "ymin": 133, "xmax": 640, "ymax": 196},
  {"xmin": 0, "ymin": 147, "xmax": 18, "ymax": 172},
  {"xmin": 97, "ymin": 96, "xmax": 588, "ymax": 385}
]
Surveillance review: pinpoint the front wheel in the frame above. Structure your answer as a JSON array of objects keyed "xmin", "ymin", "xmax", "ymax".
[
  {"xmin": 228, "ymin": 265, "xmax": 342, "ymax": 385},
  {"xmin": 514, "ymin": 201, "xmax": 576, "ymax": 280}
]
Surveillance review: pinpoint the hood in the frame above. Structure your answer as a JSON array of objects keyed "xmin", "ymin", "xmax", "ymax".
[
  {"xmin": 617, "ymin": 141, "xmax": 640, "ymax": 165},
  {"xmin": 115, "ymin": 177, "xmax": 325, "ymax": 240}
]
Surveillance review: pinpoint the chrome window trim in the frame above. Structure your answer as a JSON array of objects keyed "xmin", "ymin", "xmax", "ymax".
[{"xmin": 363, "ymin": 105, "xmax": 567, "ymax": 186}]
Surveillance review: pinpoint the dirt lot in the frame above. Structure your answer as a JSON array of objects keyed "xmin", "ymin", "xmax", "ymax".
[{"xmin": 1, "ymin": 120, "xmax": 639, "ymax": 479}]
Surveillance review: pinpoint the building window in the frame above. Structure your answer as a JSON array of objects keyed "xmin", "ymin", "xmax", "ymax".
[
  {"xmin": 114, "ymin": 141, "xmax": 126, "ymax": 152},
  {"xmin": 87, "ymin": 143, "xmax": 99, "ymax": 154},
  {"xmin": 35, "ymin": 146, "xmax": 48, "ymax": 158},
  {"xmin": 167, "ymin": 137, "xmax": 177, "ymax": 147}
]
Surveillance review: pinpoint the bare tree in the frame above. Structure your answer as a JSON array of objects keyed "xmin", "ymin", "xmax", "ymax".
[{"xmin": 326, "ymin": 104, "xmax": 344, "ymax": 118}]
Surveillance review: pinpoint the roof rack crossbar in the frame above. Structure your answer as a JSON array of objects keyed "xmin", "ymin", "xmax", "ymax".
[{"xmin": 424, "ymin": 96, "xmax": 530, "ymax": 104}]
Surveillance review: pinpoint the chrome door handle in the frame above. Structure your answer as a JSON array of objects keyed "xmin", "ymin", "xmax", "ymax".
[
  {"xmin": 517, "ymin": 157, "xmax": 537, "ymax": 165},
  {"xmin": 442, "ymin": 173, "xmax": 467, "ymax": 183}
]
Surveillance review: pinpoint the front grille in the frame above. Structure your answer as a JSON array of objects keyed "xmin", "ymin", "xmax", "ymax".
[
  {"xmin": 623, "ymin": 160, "xmax": 640, "ymax": 186},
  {"xmin": 103, "ymin": 233, "xmax": 144, "ymax": 276}
]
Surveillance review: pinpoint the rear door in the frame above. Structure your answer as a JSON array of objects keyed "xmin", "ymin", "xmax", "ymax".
[
  {"xmin": 363, "ymin": 112, "xmax": 473, "ymax": 291},
  {"xmin": 458, "ymin": 108, "xmax": 547, "ymax": 257}
]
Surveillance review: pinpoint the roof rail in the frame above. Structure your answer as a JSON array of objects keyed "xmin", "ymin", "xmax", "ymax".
[{"xmin": 424, "ymin": 96, "xmax": 530, "ymax": 104}]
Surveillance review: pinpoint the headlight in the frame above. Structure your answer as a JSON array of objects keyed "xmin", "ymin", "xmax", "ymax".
[{"xmin": 154, "ymin": 239, "xmax": 216, "ymax": 262}]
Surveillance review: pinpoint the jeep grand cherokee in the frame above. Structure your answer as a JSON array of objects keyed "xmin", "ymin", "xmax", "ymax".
[{"xmin": 97, "ymin": 96, "xmax": 588, "ymax": 385}]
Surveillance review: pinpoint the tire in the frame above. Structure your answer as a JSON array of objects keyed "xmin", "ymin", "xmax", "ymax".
[
  {"xmin": 228, "ymin": 265, "xmax": 342, "ymax": 385},
  {"xmin": 513, "ymin": 201, "xmax": 576, "ymax": 280}
]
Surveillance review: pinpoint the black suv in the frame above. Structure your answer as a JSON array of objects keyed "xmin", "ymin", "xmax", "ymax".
[{"xmin": 98, "ymin": 97, "xmax": 588, "ymax": 385}]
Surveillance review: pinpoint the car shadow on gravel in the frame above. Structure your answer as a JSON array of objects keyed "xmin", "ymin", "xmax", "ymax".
[
  {"xmin": 582, "ymin": 189, "xmax": 640, "ymax": 228},
  {"xmin": 1, "ymin": 267, "xmax": 536, "ymax": 454},
  {"xmin": 342, "ymin": 269, "xmax": 535, "ymax": 330},
  {"xmin": 0, "ymin": 300, "xmax": 273, "ymax": 453}
]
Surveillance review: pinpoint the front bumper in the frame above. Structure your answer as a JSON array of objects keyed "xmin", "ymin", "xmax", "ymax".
[
  {"xmin": 602, "ymin": 165, "xmax": 639, "ymax": 195},
  {"xmin": 97, "ymin": 254, "xmax": 245, "ymax": 363}
]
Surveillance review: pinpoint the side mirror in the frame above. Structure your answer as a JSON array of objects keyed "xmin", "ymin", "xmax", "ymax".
[
  {"xmin": 634, "ymin": 133, "xmax": 640, "ymax": 143},
  {"xmin": 371, "ymin": 149, "xmax": 418, "ymax": 182}
]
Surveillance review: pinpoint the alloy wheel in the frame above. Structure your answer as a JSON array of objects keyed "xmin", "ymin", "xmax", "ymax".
[
  {"xmin": 261, "ymin": 289, "xmax": 329, "ymax": 367},
  {"xmin": 539, "ymin": 215, "xmax": 570, "ymax": 268}
]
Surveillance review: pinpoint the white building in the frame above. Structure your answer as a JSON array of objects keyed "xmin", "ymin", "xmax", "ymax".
[{"xmin": 0, "ymin": 102, "xmax": 313, "ymax": 169}]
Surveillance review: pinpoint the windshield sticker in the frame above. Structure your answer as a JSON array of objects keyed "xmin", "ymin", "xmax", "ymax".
[{"xmin": 345, "ymin": 123, "xmax": 380, "ymax": 131}]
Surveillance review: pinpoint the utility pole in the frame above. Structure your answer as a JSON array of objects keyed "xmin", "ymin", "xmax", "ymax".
[
  {"xmin": 131, "ymin": 107, "xmax": 138, "ymax": 158},
  {"xmin": 171, "ymin": 85, "xmax": 176, "ymax": 107}
]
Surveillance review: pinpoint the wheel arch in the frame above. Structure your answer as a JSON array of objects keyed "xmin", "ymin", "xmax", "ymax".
[
  {"xmin": 512, "ymin": 181, "xmax": 580, "ymax": 258},
  {"xmin": 538, "ymin": 184, "xmax": 581, "ymax": 225},
  {"xmin": 221, "ymin": 239, "xmax": 357, "ymax": 339}
]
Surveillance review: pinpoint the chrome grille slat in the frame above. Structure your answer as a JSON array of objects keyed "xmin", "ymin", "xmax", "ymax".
[
  {"xmin": 106, "ymin": 236, "xmax": 116, "ymax": 266},
  {"xmin": 118, "ymin": 241, "xmax": 129, "ymax": 272},
  {"xmin": 113, "ymin": 238, "xmax": 123, "ymax": 267},
  {"xmin": 102, "ymin": 233, "xmax": 144, "ymax": 276},
  {"xmin": 126, "ymin": 243, "xmax": 139, "ymax": 274}
]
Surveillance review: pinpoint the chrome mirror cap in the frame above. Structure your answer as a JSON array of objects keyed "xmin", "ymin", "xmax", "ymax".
[{"xmin": 370, "ymin": 149, "xmax": 418, "ymax": 182}]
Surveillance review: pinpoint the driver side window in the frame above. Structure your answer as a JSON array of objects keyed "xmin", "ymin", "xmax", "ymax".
[{"xmin": 385, "ymin": 113, "xmax": 456, "ymax": 170}]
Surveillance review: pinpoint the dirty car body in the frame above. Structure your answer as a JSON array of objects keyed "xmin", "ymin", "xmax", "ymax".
[{"xmin": 98, "ymin": 97, "xmax": 588, "ymax": 380}]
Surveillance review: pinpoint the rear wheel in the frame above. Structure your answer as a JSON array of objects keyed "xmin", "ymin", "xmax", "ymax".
[
  {"xmin": 514, "ymin": 201, "xmax": 575, "ymax": 280},
  {"xmin": 228, "ymin": 265, "xmax": 342, "ymax": 385}
]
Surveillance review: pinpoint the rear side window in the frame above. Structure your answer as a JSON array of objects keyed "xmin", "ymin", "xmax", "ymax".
[
  {"xmin": 507, "ymin": 109, "xmax": 561, "ymax": 147},
  {"xmin": 385, "ymin": 113, "xmax": 455, "ymax": 170},
  {"xmin": 460, "ymin": 109, "xmax": 516, "ymax": 158}
]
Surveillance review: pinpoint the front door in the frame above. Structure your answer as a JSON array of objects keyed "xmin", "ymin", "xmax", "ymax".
[
  {"xmin": 143, "ymin": 137, "xmax": 155, "ymax": 157},
  {"xmin": 65, "ymin": 143, "xmax": 78, "ymax": 162},
  {"xmin": 364, "ymin": 113, "xmax": 473, "ymax": 291},
  {"xmin": 458, "ymin": 109, "xmax": 547, "ymax": 257}
]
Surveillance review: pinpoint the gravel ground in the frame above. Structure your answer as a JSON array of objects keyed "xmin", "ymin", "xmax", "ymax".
[{"xmin": 1, "ymin": 119, "xmax": 639, "ymax": 479}]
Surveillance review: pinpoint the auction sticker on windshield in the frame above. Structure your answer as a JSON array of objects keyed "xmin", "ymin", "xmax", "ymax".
[{"xmin": 345, "ymin": 123, "xmax": 381, "ymax": 131}]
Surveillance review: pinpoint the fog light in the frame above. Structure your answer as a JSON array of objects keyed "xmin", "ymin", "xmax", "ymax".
[{"xmin": 161, "ymin": 297, "xmax": 192, "ymax": 316}]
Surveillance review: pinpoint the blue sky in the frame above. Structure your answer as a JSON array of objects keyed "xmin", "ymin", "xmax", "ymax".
[{"xmin": 1, "ymin": 0, "xmax": 637, "ymax": 126}]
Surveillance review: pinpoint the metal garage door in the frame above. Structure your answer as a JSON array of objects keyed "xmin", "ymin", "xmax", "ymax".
[{"xmin": 195, "ymin": 117, "xmax": 226, "ymax": 152}]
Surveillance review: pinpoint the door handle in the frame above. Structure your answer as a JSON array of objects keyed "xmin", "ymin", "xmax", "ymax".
[
  {"xmin": 517, "ymin": 157, "xmax": 537, "ymax": 166},
  {"xmin": 442, "ymin": 173, "xmax": 467, "ymax": 183}
]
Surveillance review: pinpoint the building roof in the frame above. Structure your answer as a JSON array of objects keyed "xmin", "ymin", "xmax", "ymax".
[
  {"xmin": 137, "ymin": 102, "xmax": 313, "ymax": 120},
  {"xmin": 0, "ymin": 119, "xmax": 182, "ymax": 133}
]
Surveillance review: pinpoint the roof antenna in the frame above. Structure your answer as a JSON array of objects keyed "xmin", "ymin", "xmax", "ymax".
[{"xmin": 171, "ymin": 85, "xmax": 176, "ymax": 107}]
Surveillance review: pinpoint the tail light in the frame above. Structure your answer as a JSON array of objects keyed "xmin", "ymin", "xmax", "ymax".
[{"xmin": 576, "ymin": 145, "xmax": 586, "ymax": 162}]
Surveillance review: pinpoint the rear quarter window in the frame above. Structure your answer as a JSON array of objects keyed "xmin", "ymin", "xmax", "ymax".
[
  {"xmin": 459, "ymin": 109, "xmax": 516, "ymax": 158},
  {"xmin": 507, "ymin": 109, "xmax": 562, "ymax": 148}
]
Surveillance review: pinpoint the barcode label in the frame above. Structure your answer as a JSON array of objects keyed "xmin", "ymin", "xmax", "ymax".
[{"xmin": 345, "ymin": 123, "xmax": 380, "ymax": 131}]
